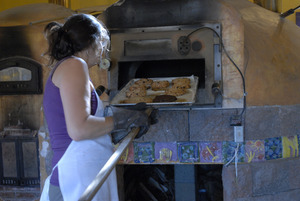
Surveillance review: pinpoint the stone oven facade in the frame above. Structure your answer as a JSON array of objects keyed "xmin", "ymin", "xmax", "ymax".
[{"xmin": 0, "ymin": 0, "xmax": 300, "ymax": 200}]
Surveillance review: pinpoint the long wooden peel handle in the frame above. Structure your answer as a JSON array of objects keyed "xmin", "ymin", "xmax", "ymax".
[{"xmin": 79, "ymin": 108, "xmax": 153, "ymax": 201}]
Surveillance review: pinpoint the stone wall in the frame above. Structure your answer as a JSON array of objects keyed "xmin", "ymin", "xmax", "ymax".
[
  {"xmin": 132, "ymin": 104, "xmax": 300, "ymax": 200},
  {"xmin": 221, "ymin": 104, "xmax": 300, "ymax": 201},
  {"xmin": 223, "ymin": 158, "xmax": 300, "ymax": 201}
]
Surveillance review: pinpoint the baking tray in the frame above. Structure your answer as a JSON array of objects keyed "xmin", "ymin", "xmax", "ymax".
[{"xmin": 110, "ymin": 75, "xmax": 199, "ymax": 106}]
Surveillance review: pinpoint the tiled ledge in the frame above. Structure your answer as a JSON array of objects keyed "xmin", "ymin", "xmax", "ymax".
[{"xmin": 116, "ymin": 135, "xmax": 299, "ymax": 164}]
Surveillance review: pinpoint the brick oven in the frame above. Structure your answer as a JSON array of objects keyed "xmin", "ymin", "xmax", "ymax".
[
  {"xmin": 1, "ymin": 1, "xmax": 300, "ymax": 201},
  {"xmin": 97, "ymin": 0, "xmax": 245, "ymax": 200},
  {"xmin": 96, "ymin": 0, "xmax": 300, "ymax": 200}
]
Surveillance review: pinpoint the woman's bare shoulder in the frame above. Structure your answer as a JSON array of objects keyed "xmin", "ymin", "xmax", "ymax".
[
  {"xmin": 53, "ymin": 57, "xmax": 89, "ymax": 87},
  {"xmin": 61, "ymin": 56, "xmax": 87, "ymax": 68},
  {"xmin": 57, "ymin": 57, "xmax": 89, "ymax": 75}
]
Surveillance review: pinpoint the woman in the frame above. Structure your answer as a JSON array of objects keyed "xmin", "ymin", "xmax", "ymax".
[{"xmin": 41, "ymin": 14, "xmax": 150, "ymax": 201}]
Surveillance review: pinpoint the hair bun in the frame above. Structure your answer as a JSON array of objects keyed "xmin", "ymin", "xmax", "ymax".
[{"xmin": 44, "ymin": 22, "xmax": 63, "ymax": 37}]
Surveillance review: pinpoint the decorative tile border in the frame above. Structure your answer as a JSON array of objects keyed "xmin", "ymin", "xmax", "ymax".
[
  {"xmin": 222, "ymin": 141, "xmax": 245, "ymax": 163},
  {"xmin": 264, "ymin": 137, "xmax": 282, "ymax": 160},
  {"xmin": 298, "ymin": 135, "xmax": 300, "ymax": 152},
  {"xmin": 245, "ymin": 140, "xmax": 265, "ymax": 163},
  {"xmin": 116, "ymin": 135, "xmax": 300, "ymax": 165},
  {"xmin": 282, "ymin": 136, "xmax": 299, "ymax": 158},
  {"xmin": 118, "ymin": 142, "xmax": 134, "ymax": 164},
  {"xmin": 155, "ymin": 142, "xmax": 177, "ymax": 163},
  {"xmin": 178, "ymin": 141, "xmax": 199, "ymax": 163},
  {"xmin": 133, "ymin": 142, "xmax": 155, "ymax": 163},
  {"xmin": 199, "ymin": 142, "xmax": 222, "ymax": 163}
]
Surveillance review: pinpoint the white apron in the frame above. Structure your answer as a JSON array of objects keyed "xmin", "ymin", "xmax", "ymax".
[{"xmin": 41, "ymin": 90, "xmax": 119, "ymax": 201}]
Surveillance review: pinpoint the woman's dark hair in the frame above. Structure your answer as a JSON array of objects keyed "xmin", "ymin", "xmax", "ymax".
[{"xmin": 44, "ymin": 14, "xmax": 109, "ymax": 64}]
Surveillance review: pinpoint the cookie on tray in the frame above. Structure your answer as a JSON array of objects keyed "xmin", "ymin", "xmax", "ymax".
[
  {"xmin": 151, "ymin": 80, "xmax": 170, "ymax": 91},
  {"xmin": 126, "ymin": 87, "xmax": 147, "ymax": 98},
  {"xmin": 134, "ymin": 78, "xmax": 153, "ymax": 89},
  {"xmin": 171, "ymin": 78, "xmax": 191, "ymax": 89},
  {"xmin": 165, "ymin": 86, "xmax": 187, "ymax": 96},
  {"xmin": 129, "ymin": 84, "xmax": 147, "ymax": 91}
]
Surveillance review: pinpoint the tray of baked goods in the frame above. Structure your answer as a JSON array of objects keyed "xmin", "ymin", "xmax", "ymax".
[{"xmin": 110, "ymin": 75, "xmax": 199, "ymax": 106}]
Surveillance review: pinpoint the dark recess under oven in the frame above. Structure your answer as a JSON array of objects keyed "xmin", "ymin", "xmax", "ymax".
[{"xmin": 122, "ymin": 164, "xmax": 223, "ymax": 201}]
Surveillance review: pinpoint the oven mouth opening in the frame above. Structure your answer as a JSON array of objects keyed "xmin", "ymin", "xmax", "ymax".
[{"xmin": 118, "ymin": 59, "xmax": 205, "ymax": 90}]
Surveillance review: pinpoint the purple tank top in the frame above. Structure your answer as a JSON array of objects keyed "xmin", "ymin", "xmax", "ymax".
[{"xmin": 43, "ymin": 57, "xmax": 98, "ymax": 186}]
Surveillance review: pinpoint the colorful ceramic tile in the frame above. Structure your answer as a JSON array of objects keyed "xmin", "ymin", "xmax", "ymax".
[
  {"xmin": 264, "ymin": 137, "xmax": 282, "ymax": 160},
  {"xmin": 298, "ymin": 135, "xmax": 300, "ymax": 153},
  {"xmin": 199, "ymin": 142, "xmax": 222, "ymax": 163},
  {"xmin": 133, "ymin": 142, "xmax": 155, "ymax": 163},
  {"xmin": 282, "ymin": 136, "xmax": 299, "ymax": 158},
  {"xmin": 222, "ymin": 141, "xmax": 245, "ymax": 163},
  {"xmin": 177, "ymin": 142, "xmax": 199, "ymax": 163},
  {"xmin": 245, "ymin": 140, "xmax": 265, "ymax": 163},
  {"xmin": 155, "ymin": 142, "xmax": 178, "ymax": 163},
  {"xmin": 119, "ymin": 142, "xmax": 134, "ymax": 164}
]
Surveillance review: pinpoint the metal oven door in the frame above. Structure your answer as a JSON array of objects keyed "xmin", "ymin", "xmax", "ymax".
[{"xmin": 0, "ymin": 56, "xmax": 42, "ymax": 95}]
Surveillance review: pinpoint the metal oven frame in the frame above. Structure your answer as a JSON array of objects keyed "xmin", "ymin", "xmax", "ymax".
[
  {"xmin": 108, "ymin": 23, "xmax": 223, "ymax": 108},
  {"xmin": 0, "ymin": 56, "xmax": 43, "ymax": 95}
]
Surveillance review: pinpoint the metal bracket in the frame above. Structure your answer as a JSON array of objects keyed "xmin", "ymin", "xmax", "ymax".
[{"xmin": 177, "ymin": 36, "xmax": 191, "ymax": 55}]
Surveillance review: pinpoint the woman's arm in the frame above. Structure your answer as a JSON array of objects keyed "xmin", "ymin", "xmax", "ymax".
[{"xmin": 52, "ymin": 57, "xmax": 114, "ymax": 141}]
